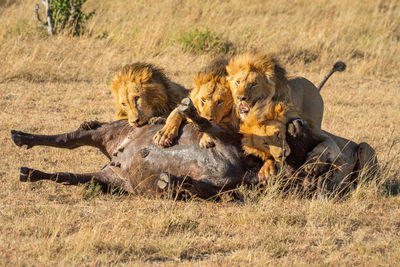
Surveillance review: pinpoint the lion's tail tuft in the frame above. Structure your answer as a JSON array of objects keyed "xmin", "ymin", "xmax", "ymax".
[{"xmin": 318, "ymin": 61, "xmax": 346, "ymax": 92}]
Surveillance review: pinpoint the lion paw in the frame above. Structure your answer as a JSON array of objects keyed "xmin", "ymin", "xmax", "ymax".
[
  {"xmin": 258, "ymin": 159, "xmax": 277, "ymax": 184},
  {"xmin": 153, "ymin": 126, "xmax": 178, "ymax": 148},
  {"xmin": 199, "ymin": 134, "xmax": 215, "ymax": 149}
]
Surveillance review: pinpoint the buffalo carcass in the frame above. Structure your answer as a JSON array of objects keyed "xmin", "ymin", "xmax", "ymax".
[
  {"xmin": 11, "ymin": 101, "xmax": 263, "ymax": 199},
  {"xmin": 11, "ymin": 98, "xmax": 377, "ymax": 198},
  {"xmin": 11, "ymin": 97, "xmax": 331, "ymax": 198}
]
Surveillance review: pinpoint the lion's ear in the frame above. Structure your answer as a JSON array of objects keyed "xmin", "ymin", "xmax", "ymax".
[
  {"xmin": 226, "ymin": 60, "xmax": 234, "ymax": 76},
  {"xmin": 137, "ymin": 67, "xmax": 153, "ymax": 83}
]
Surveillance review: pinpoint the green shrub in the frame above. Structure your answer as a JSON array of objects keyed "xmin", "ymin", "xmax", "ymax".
[
  {"xmin": 36, "ymin": 0, "xmax": 95, "ymax": 36},
  {"xmin": 176, "ymin": 28, "xmax": 233, "ymax": 54},
  {"xmin": 82, "ymin": 182, "xmax": 102, "ymax": 201}
]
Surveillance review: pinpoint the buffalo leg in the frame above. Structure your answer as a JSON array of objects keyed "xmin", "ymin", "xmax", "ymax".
[
  {"xmin": 19, "ymin": 166, "xmax": 133, "ymax": 193},
  {"xmin": 11, "ymin": 120, "xmax": 128, "ymax": 158},
  {"xmin": 11, "ymin": 121, "xmax": 105, "ymax": 150}
]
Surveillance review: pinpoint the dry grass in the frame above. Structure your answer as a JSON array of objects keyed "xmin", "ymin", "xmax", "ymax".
[{"xmin": 1, "ymin": 0, "xmax": 400, "ymax": 265}]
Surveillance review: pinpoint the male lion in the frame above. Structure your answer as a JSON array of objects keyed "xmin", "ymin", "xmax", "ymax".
[
  {"xmin": 239, "ymin": 100, "xmax": 298, "ymax": 183},
  {"xmin": 153, "ymin": 58, "xmax": 233, "ymax": 148},
  {"xmin": 226, "ymin": 51, "xmax": 325, "ymax": 127},
  {"xmin": 226, "ymin": 51, "xmax": 344, "ymax": 168},
  {"xmin": 240, "ymin": 99, "xmax": 378, "ymax": 193},
  {"xmin": 110, "ymin": 62, "xmax": 187, "ymax": 126}
]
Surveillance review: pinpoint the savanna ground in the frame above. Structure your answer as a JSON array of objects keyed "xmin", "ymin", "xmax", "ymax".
[{"xmin": 1, "ymin": 0, "xmax": 400, "ymax": 265}]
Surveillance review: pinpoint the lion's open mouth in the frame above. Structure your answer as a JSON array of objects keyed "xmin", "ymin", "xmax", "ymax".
[{"xmin": 239, "ymin": 101, "xmax": 250, "ymax": 114}]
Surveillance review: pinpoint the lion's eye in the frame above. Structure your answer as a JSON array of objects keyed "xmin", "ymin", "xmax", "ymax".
[
  {"xmin": 121, "ymin": 102, "xmax": 127, "ymax": 107},
  {"xmin": 217, "ymin": 100, "xmax": 224, "ymax": 105},
  {"xmin": 201, "ymin": 98, "xmax": 206, "ymax": 103},
  {"xmin": 235, "ymin": 80, "xmax": 240, "ymax": 86},
  {"xmin": 133, "ymin": 96, "xmax": 140, "ymax": 102}
]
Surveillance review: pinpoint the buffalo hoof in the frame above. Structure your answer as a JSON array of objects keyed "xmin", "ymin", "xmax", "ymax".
[
  {"xmin": 110, "ymin": 161, "xmax": 121, "ymax": 168},
  {"xmin": 287, "ymin": 119, "xmax": 305, "ymax": 138},
  {"xmin": 11, "ymin": 130, "xmax": 32, "ymax": 149},
  {"xmin": 178, "ymin": 98, "xmax": 196, "ymax": 117},
  {"xmin": 157, "ymin": 172, "xmax": 170, "ymax": 190},
  {"xmin": 19, "ymin": 166, "xmax": 32, "ymax": 182},
  {"xmin": 78, "ymin": 121, "xmax": 103, "ymax": 131}
]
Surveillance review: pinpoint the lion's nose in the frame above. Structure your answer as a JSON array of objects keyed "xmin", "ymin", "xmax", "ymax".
[
  {"xmin": 237, "ymin": 96, "xmax": 247, "ymax": 101},
  {"xmin": 130, "ymin": 119, "xmax": 139, "ymax": 125}
]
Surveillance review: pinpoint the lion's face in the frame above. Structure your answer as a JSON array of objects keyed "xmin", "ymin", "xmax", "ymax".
[
  {"xmin": 228, "ymin": 69, "xmax": 276, "ymax": 120},
  {"xmin": 191, "ymin": 80, "xmax": 233, "ymax": 125},
  {"xmin": 241, "ymin": 120, "xmax": 290, "ymax": 162},
  {"xmin": 117, "ymin": 80, "xmax": 165, "ymax": 126},
  {"xmin": 111, "ymin": 63, "xmax": 175, "ymax": 127}
]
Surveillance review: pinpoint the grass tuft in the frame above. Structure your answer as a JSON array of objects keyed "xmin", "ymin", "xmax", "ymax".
[{"xmin": 176, "ymin": 28, "xmax": 233, "ymax": 55}]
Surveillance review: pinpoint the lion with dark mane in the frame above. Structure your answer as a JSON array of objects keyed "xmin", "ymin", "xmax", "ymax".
[
  {"xmin": 110, "ymin": 62, "xmax": 187, "ymax": 126},
  {"xmin": 226, "ymin": 51, "xmax": 324, "ymax": 127},
  {"xmin": 226, "ymin": 51, "xmax": 343, "ymax": 169}
]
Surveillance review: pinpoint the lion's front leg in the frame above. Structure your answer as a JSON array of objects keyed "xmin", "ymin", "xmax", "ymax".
[
  {"xmin": 258, "ymin": 158, "xmax": 277, "ymax": 184},
  {"xmin": 153, "ymin": 109, "xmax": 183, "ymax": 147}
]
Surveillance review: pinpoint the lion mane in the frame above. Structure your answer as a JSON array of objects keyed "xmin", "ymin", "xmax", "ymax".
[
  {"xmin": 153, "ymin": 58, "xmax": 233, "ymax": 148},
  {"xmin": 226, "ymin": 50, "xmax": 324, "ymax": 129},
  {"xmin": 110, "ymin": 62, "xmax": 187, "ymax": 126},
  {"xmin": 190, "ymin": 57, "xmax": 233, "ymax": 125},
  {"xmin": 227, "ymin": 51, "xmax": 290, "ymax": 103}
]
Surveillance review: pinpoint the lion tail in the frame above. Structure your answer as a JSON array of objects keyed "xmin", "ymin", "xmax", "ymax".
[{"xmin": 317, "ymin": 61, "xmax": 346, "ymax": 92}]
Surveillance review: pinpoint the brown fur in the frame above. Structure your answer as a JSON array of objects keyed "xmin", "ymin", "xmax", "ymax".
[
  {"xmin": 153, "ymin": 58, "xmax": 233, "ymax": 148},
  {"xmin": 110, "ymin": 62, "xmax": 187, "ymax": 126}
]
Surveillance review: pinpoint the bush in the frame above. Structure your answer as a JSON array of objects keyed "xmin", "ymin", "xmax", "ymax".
[
  {"xmin": 176, "ymin": 28, "xmax": 233, "ymax": 54},
  {"xmin": 35, "ymin": 0, "xmax": 95, "ymax": 36}
]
